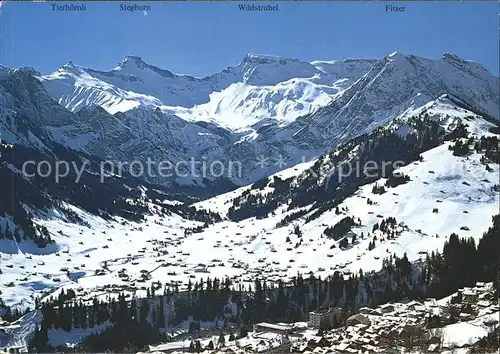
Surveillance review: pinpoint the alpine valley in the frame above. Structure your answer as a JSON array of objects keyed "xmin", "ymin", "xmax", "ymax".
[{"xmin": 0, "ymin": 51, "xmax": 498, "ymax": 353}]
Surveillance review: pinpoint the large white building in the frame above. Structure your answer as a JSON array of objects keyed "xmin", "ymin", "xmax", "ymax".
[{"xmin": 308, "ymin": 307, "xmax": 343, "ymax": 329}]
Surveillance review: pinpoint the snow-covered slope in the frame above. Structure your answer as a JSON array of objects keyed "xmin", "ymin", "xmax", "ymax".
[
  {"xmin": 2, "ymin": 99, "xmax": 498, "ymax": 314},
  {"xmin": 41, "ymin": 61, "xmax": 162, "ymax": 114},
  {"xmin": 277, "ymin": 51, "xmax": 499, "ymax": 152},
  {"xmin": 198, "ymin": 96, "xmax": 499, "ymax": 212}
]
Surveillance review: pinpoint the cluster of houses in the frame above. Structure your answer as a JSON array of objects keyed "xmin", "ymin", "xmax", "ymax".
[
  {"xmin": 231, "ymin": 331, "xmax": 292, "ymax": 354},
  {"xmin": 142, "ymin": 282, "xmax": 498, "ymax": 354},
  {"xmin": 291, "ymin": 282, "xmax": 498, "ymax": 354},
  {"xmin": 146, "ymin": 324, "xmax": 294, "ymax": 354}
]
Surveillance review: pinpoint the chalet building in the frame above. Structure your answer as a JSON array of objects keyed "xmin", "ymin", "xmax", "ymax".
[
  {"xmin": 255, "ymin": 334, "xmax": 292, "ymax": 354},
  {"xmin": 407, "ymin": 300, "xmax": 426, "ymax": 312},
  {"xmin": 459, "ymin": 288, "xmax": 478, "ymax": 303},
  {"xmin": 379, "ymin": 303, "xmax": 395, "ymax": 313},
  {"xmin": 256, "ymin": 338, "xmax": 291, "ymax": 354},
  {"xmin": 346, "ymin": 313, "xmax": 371, "ymax": 327},
  {"xmin": 306, "ymin": 336, "xmax": 331, "ymax": 351}
]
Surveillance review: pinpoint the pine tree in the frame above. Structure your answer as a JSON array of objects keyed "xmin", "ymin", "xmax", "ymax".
[
  {"xmin": 218, "ymin": 333, "xmax": 225, "ymax": 348},
  {"xmin": 139, "ymin": 298, "xmax": 149, "ymax": 325},
  {"xmin": 5, "ymin": 226, "xmax": 13, "ymax": 240},
  {"xmin": 276, "ymin": 280, "xmax": 287, "ymax": 319},
  {"xmin": 239, "ymin": 326, "xmax": 248, "ymax": 338},
  {"xmin": 13, "ymin": 227, "xmax": 21, "ymax": 242},
  {"xmin": 157, "ymin": 296, "xmax": 165, "ymax": 329},
  {"xmin": 207, "ymin": 340, "xmax": 214, "ymax": 350}
]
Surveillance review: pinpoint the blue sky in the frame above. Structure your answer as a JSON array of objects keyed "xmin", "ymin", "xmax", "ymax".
[{"xmin": 1, "ymin": 2, "xmax": 499, "ymax": 76}]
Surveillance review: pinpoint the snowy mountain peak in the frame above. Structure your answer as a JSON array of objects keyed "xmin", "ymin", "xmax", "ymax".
[
  {"xmin": 116, "ymin": 55, "xmax": 146, "ymax": 70},
  {"xmin": 441, "ymin": 52, "xmax": 479, "ymax": 68},
  {"xmin": 113, "ymin": 55, "xmax": 178, "ymax": 80},
  {"xmin": 57, "ymin": 61, "xmax": 85, "ymax": 76},
  {"xmin": 441, "ymin": 52, "xmax": 492, "ymax": 75},
  {"xmin": 14, "ymin": 67, "xmax": 40, "ymax": 77},
  {"xmin": 388, "ymin": 50, "xmax": 401, "ymax": 57},
  {"xmin": 235, "ymin": 53, "xmax": 321, "ymax": 86},
  {"xmin": 385, "ymin": 50, "xmax": 412, "ymax": 63},
  {"xmin": 240, "ymin": 53, "xmax": 299, "ymax": 65},
  {"xmin": 123, "ymin": 55, "xmax": 144, "ymax": 63},
  {"xmin": 442, "ymin": 52, "xmax": 466, "ymax": 62}
]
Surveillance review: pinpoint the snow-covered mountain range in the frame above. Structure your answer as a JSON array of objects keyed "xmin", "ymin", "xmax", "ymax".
[
  {"xmin": 40, "ymin": 52, "xmax": 500, "ymax": 127},
  {"xmin": 31, "ymin": 51, "xmax": 499, "ymax": 187},
  {"xmin": 40, "ymin": 54, "xmax": 376, "ymax": 126}
]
